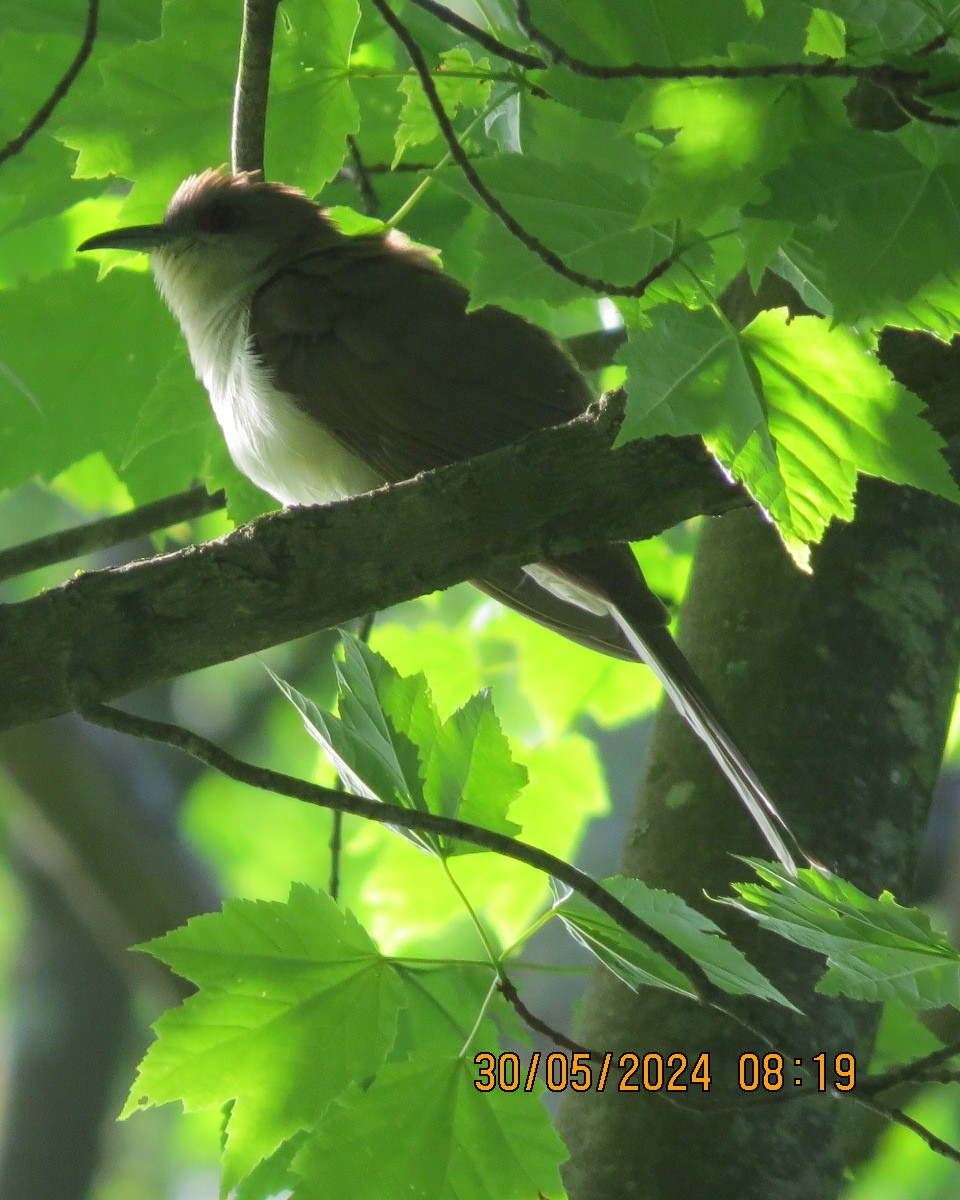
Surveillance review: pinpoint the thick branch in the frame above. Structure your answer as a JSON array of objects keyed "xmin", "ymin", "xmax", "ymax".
[
  {"xmin": 560, "ymin": 456, "xmax": 960, "ymax": 1198},
  {"xmin": 0, "ymin": 410, "xmax": 738, "ymax": 732}
]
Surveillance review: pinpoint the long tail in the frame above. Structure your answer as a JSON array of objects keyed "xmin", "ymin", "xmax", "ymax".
[{"xmin": 606, "ymin": 602, "xmax": 803, "ymax": 876}]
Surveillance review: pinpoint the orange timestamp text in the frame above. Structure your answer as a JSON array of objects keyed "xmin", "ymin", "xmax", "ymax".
[{"xmin": 473, "ymin": 1051, "xmax": 857, "ymax": 1093}]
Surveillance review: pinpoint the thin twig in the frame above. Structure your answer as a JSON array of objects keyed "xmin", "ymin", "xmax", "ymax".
[
  {"xmin": 79, "ymin": 699, "xmax": 726, "ymax": 1008},
  {"xmin": 558, "ymin": 1051, "xmax": 960, "ymax": 1166},
  {"xmin": 917, "ymin": 32, "xmax": 950, "ymax": 56},
  {"xmin": 894, "ymin": 92, "xmax": 960, "ymax": 126},
  {"xmin": 514, "ymin": 0, "xmax": 926, "ymax": 86},
  {"xmin": 350, "ymin": 65, "xmax": 531, "ymax": 86},
  {"xmin": 0, "ymin": 485, "xmax": 226, "ymax": 585},
  {"xmin": 905, "ymin": 1069, "xmax": 960, "ymax": 1086},
  {"xmin": 370, "ymin": 0, "xmax": 678, "ymax": 298},
  {"xmin": 497, "ymin": 975, "xmax": 597, "ymax": 1058},
  {"xmin": 917, "ymin": 81, "xmax": 960, "ymax": 99},
  {"xmin": 855, "ymin": 1094, "xmax": 960, "ymax": 1167},
  {"xmin": 441, "ymin": 870, "xmax": 595, "ymax": 1057},
  {"xmin": 231, "ymin": 0, "xmax": 282, "ymax": 176},
  {"xmin": 406, "ymin": 0, "xmax": 544, "ymax": 70},
  {"xmin": 858, "ymin": 1037, "xmax": 960, "ymax": 1095},
  {"xmin": 345, "ymin": 136, "xmax": 380, "ymax": 216},
  {"xmin": 345, "ymin": 154, "xmax": 487, "ymax": 175},
  {"xmin": 0, "ymin": 0, "xmax": 100, "ymax": 168}
]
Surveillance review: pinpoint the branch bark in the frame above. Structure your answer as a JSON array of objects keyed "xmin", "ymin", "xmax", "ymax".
[{"xmin": 0, "ymin": 410, "xmax": 739, "ymax": 733}]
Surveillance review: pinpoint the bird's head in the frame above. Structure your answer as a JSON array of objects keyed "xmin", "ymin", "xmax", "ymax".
[{"xmin": 79, "ymin": 168, "xmax": 335, "ymax": 321}]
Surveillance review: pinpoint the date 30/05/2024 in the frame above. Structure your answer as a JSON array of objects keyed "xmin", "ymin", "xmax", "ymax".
[{"xmin": 473, "ymin": 1051, "xmax": 857, "ymax": 1094}]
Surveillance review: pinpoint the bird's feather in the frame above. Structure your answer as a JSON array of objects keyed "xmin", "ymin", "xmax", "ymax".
[
  {"xmin": 249, "ymin": 229, "xmax": 670, "ymax": 653},
  {"xmin": 246, "ymin": 219, "xmax": 800, "ymax": 871},
  {"xmin": 81, "ymin": 169, "xmax": 804, "ymax": 870},
  {"xmin": 250, "ymin": 234, "xmax": 592, "ymax": 481}
]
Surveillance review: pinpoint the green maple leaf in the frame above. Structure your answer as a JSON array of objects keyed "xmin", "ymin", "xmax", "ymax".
[
  {"xmin": 804, "ymin": 8, "xmax": 846, "ymax": 57},
  {"xmin": 526, "ymin": 0, "xmax": 757, "ymax": 67},
  {"xmin": 271, "ymin": 637, "xmax": 525, "ymax": 855},
  {"xmin": 623, "ymin": 77, "xmax": 815, "ymax": 227},
  {"xmin": 727, "ymin": 861, "xmax": 960, "ymax": 1008},
  {"xmin": 816, "ymin": 0, "xmax": 946, "ymax": 55},
  {"xmin": 753, "ymin": 125, "xmax": 960, "ymax": 323},
  {"xmin": 0, "ymin": 28, "xmax": 105, "ymax": 236},
  {"xmin": 422, "ymin": 691, "xmax": 528, "ymax": 830},
  {"xmin": 617, "ymin": 305, "xmax": 960, "ymax": 565},
  {"xmin": 57, "ymin": 0, "xmax": 359, "ymax": 223},
  {"xmin": 439, "ymin": 154, "xmax": 672, "ymax": 307},
  {"xmin": 557, "ymin": 875, "xmax": 796, "ymax": 1007},
  {"xmin": 292, "ymin": 1055, "xmax": 567, "ymax": 1200},
  {"xmin": 394, "ymin": 48, "xmax": 493, "ymax": 166},
  {"xmin": 0, "ymin": 264, "xmax": 179, "ymax": 495},
  {"xmin": 124, "ymin": 885, "xmax": 403, "ymax": 1195}
]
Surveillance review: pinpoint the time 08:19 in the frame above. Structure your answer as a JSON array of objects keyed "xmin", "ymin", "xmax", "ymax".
[{"xmin": 738, "ymin": 1052, "xmax": 856, "ymax": 1092}]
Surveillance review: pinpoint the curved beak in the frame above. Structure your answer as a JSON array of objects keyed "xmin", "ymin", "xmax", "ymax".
[{"xmin": 77, "ymin": 223, "xmax": 173, "ymax": 254}]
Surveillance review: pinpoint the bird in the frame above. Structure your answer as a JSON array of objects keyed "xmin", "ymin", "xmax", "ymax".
[{"xmin": 79, "ymin": 167, "xmax": 802, "ymax": 873}]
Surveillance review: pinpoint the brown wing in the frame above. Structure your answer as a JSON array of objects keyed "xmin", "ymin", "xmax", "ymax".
[
  {"xmin": 249, "ymin": 233, "xmax": 593, "ymax": 482},
  {"xmin": 249, "ymin": 231, "xmax": 660, "ymax": 659}
]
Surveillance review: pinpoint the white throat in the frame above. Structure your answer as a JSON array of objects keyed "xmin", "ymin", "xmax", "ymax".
[{"xmin": 152, "ymin": 252, "xmax": 382, "ymax": 507}]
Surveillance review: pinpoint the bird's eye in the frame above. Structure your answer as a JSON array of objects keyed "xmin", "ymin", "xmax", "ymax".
[{"xmin": 203, "ymin": 201, "xmax": 236, "ymax": 233}]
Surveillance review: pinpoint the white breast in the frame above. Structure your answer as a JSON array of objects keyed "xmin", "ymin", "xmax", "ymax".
[
  {"xmin": 210, "ymin": 314, "xmax": 382, "ymax": 506},
  {"xmin": 157, "ymin": 260, "xmax": 382, "ymax": 507}
]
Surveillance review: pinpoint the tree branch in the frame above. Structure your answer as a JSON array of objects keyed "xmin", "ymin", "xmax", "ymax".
[
  {"xmin": 405, "ymin": 0, "xmax": 544, "ymax": 70},
  {"xmin": 858, "ymin": 1036, "xmax": 960, "ymax": 1095},
  {"xmin": 0, "ymin": 0, "xmax": 100, "ymax": 169},
  {"xmin": 497, "ymin": 975, "xmax": 598, "ymax": 1058},
  {"xmin": 80, "ymin": 699, "xmax": 722, "ymax": 1007},
  {"xmin": 854, "ymin": 1094, "xmax": 960, "ymax": 1167},
  {"xmin": 0, "ymin": 409, "xmax": 739, "ymax": 733},
  {"xmin": 0, "ymin": 485, "xmax": 225, "ymax": 584},
  {"xmin": 231, "ymin": 0, "xmax": 281, "ymax": 176},
  {"xmin": 514, "ymin": 0, "xmax": 926, "ymax": 85},
  {"xmin": 370, "ymin": 0, "xmax": 677, "ymax": 298}
]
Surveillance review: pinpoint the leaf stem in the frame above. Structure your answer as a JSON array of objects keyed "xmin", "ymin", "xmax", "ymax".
[
  {"xmin": 442, "ymin": 858, "xmax": 502, "ymax": 971},
  {"xmin": 348, "ymin": 66, "xmax": 520, "ymax": 83},
  {"xmin": 500, "ymin": 906, "xmax": 556, "ymax": 960},
  {"xmin": 459, "ymin": 974, "xmax": 500, "ymax": 1057}
]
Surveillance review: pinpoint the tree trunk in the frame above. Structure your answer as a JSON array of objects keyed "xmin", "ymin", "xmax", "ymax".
[{"xmin": 559, "ymin": 346, "xmax": 960, "ymax": 1197}]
